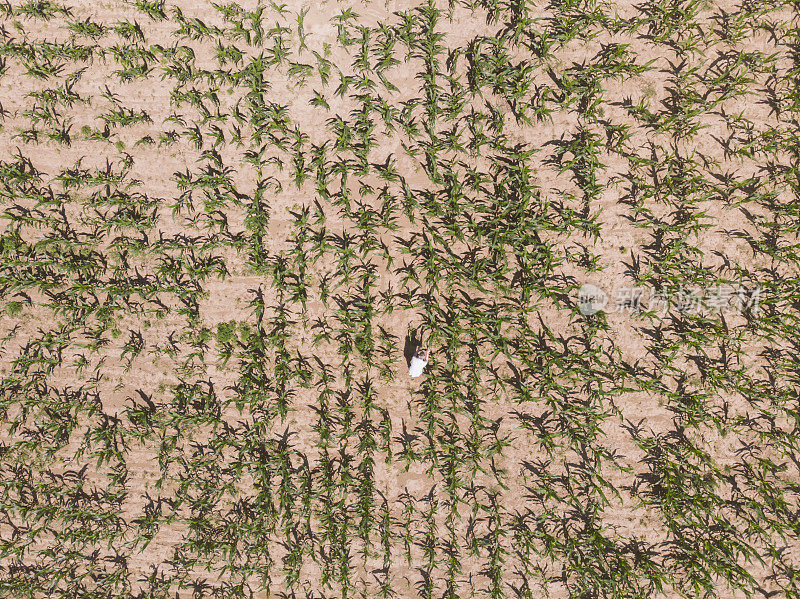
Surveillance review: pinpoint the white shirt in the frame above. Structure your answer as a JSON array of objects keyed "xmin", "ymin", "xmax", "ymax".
[{"xmin": 409, "ymin": 355, "xmax": 428, "ymax": 377}]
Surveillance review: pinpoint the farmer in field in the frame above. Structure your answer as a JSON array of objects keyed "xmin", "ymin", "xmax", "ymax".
[{"xmin": 408, "ymin": 346, "xmax": 429, "ymax": 378}]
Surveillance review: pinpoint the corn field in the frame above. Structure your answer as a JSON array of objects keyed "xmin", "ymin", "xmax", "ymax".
[{"xmin": 0, "ymin": 0, "xmax": 799, "ymax": 597}]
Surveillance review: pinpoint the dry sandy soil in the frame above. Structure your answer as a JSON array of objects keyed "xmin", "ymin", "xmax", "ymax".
[{"xmin": 0, "ymin": 0, "xmax": 799, "ymax": 597}]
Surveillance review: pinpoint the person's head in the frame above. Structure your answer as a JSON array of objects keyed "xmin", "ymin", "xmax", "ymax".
[{"xmin": 417, "ymin": 348, "xmax": 428, "ymax": 360}]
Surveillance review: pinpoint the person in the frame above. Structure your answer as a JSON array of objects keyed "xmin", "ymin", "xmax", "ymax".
[{"xmin": 409, "ymin": 347, "xmax": 429, "ymax": 378}]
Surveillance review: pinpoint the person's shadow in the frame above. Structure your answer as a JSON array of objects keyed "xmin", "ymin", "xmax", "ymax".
[{"xmin": 404, "ymin": 329, "xmax": 421, "ymax": 367}]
